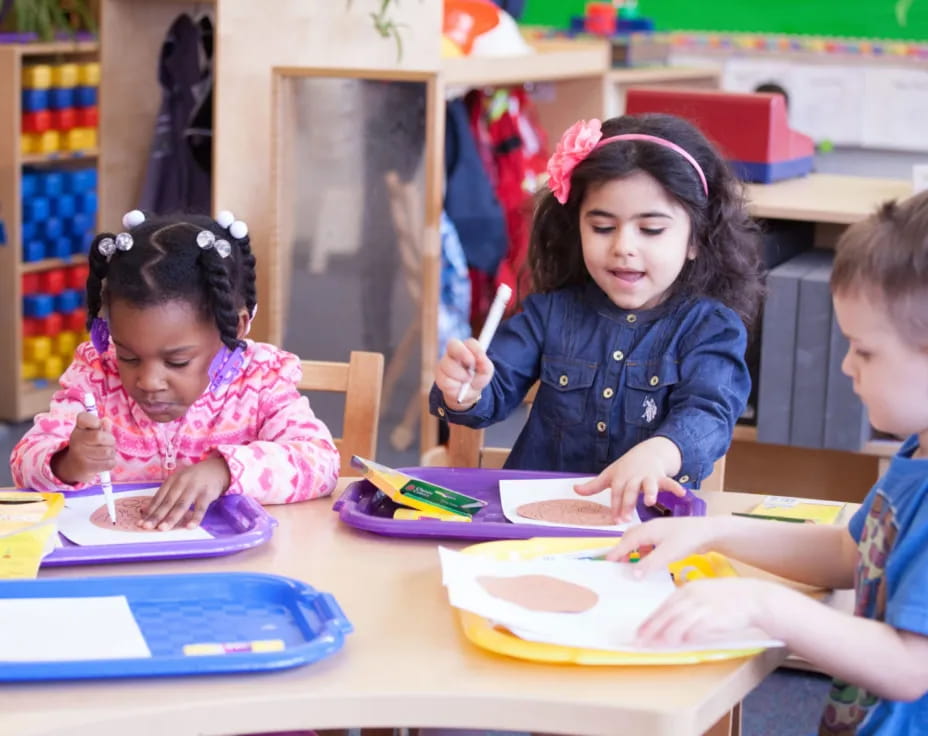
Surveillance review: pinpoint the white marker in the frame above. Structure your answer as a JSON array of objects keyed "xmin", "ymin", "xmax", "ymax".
[
  {"xmin": 456, "ymin": 283, "xmax": 512, "ymax": 404},
  {"xmin": 82, "ymin": 392, "xmax": 116, "ymax": 525}
]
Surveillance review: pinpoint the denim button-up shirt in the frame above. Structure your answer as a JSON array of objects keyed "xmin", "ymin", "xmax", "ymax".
[{"xmin": 429, "ymin": 282, "xmax": 750, "ymax": 485}]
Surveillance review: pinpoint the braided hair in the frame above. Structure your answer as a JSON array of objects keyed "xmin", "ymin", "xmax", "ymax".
[{"xmin": 86, "ymin": 213, "xmax": 258, "ymax": 350}]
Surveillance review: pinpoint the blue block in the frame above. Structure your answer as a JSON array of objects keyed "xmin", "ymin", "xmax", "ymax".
[
  {"xmin": 23, "ymin": 196, "xmax": 50, "ymax": 223},
  {"xmin": 21, "ymin": 88, "xmax": 49, "ymax": 113},
  {"xmin": 22, "ymin": 239, "xmax": 45, "ymax": 262},
  {"xmin": 45, "ymin": 236, "xmax": 72, "ymax": 260},
  {"xmin": 21, "ymin": 172, "xmax": 39, "ymax": 198},
  {"xmin": 48, "ymin": 87, "xmax": 75, "ymax": 110},
  {"xmin": 71, "ymin": 231, "xmax": 93, "ymax": 255},
  {"xmin": 55, "ymin": 289, "xmax": 82, "ymax": 314},
  {"xmin": 70, "ymin": 212, "xmax": 91, "ymax": 239},
  {"xmin": 23, "ymin": 294, "xmax": 55, "ymax": 318},
  {"xmin": 74, "ymin": 86, "xmax": 97, "ymax": 107},
  {"xmin": 22, "ymin": 221, "xmax": 37, "ymax": 242},
  {"xmin": 54, "ymin": 193, "xmax": 77, "ymax": 219},
  {"xmin": 42, "ymin": 217, "xmax": 64, "ymax": 241},
  {"xmin": 730, "ymin": 156, "xmax": 815, "ymax": 184},
  {"xmin": 76, "ymin": 191, "xmax": 97, "ymax": 216},
  {"xmin": 40, "ymin": 171, "xmax": 65, "ymax": 198},
  {"xmin": 67, "ymin": 168, "xmax": 97, "ymax": 194}
]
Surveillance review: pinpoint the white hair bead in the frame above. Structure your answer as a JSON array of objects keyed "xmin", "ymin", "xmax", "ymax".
[
  {"xmin": 215, "ymin": 210, "xmax": 235, "ymax": 229},
  {"xmin": 122, "ymin": 209, "xmax": 145, "ymax": 229},
  {"xmin": 229, "ymin": 220, "xmax": 248, "ymax": 239}
]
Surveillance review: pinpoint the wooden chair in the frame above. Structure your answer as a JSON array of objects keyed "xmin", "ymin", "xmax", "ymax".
[
  {"xmin": 422, "ymin": 383, "xmax": 726, "ymax": 491},
  {"xmin": 299, "ymin": 351, "xmax": 384, "ymax": 477}
]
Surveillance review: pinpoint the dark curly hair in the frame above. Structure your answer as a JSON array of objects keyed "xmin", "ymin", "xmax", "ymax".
[
  {"xmin": 86, "ymin": 213, "xmax": 258, "ymax": 350},
  {"xmin": 528, "ymin": 113, "xmax": 764, "ymax": 327}
]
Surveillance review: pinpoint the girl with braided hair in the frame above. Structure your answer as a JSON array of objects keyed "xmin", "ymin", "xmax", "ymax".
[{"xmin": 12, "ymin": 210, "xmax": 339, "ymax": 531}]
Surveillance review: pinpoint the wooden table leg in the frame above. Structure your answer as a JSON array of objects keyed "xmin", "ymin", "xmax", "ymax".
[{"xmin": 704, "ymin": 701, "xmax": 742, "ymax": 736}]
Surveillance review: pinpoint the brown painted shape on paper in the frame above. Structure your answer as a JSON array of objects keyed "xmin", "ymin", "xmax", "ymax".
[
  {"xmin": 516, "ymin": 499, "xmax": 614, "ymax": 526},
  {"xmin": 89, "ymin": 496, "xmax": 153, "ymax": 532},
  {"xmin": 477, "ymin": 574, "xmax": 599, "ymax": 613}
]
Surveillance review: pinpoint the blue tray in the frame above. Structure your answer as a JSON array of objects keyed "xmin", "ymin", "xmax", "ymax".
[{"xmin": 0, "ymin": 572, "xmax": 352, "ymax": 680}]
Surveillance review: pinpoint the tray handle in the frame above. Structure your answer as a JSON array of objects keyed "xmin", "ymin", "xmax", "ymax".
[{"xmin": 302, "ymin": 590, "xmax": 353, "ymax": 635}]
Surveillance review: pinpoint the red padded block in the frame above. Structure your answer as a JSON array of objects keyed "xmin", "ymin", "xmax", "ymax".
[
  {"xmin": 22, "ymin": 273, "xmax": 40, "ymax": 294},
  {"xmin": 22, "ymin": 110, "xmax": 52, "ymax": 133},
  {"xmin": 64, "ymin": 308, "xmax": 87, "ymax": 333},
  {"xmin": 36, "ymin": 312, "xmax": 64, "ymax": 337},
  {"xmin": 624, "ymin": 87, "xmax": 814, "ymax": 164},
  {"xmin": 37, "ymin": 268, "xmax": 67, "ymax": 295},
  {"xmin": 75, "ymin": 105, "xmax": 98, "ymax": 128},
  {"xmin": 50, "ymin": 107, "xmax": 78, "ymax": 131},
  {"xmin": 67, "ymin": 263, "xmax": 89, "ymax": 290},
  {"xmin": 23, "ymin": 317, "xmax": 41, "ymax": 337}
]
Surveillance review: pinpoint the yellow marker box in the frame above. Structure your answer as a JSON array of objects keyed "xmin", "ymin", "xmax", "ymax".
[{"xmin": 0, "ymin": 491, "xmax": 64, "ymax": 579}]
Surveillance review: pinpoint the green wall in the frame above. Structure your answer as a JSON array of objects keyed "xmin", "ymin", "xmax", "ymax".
[{"xmin": 519, "ymin": 0, "xmax": 928, "ymax": 41}]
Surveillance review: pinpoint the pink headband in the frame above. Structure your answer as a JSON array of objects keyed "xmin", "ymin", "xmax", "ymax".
[{"xmin": 545, "ymin": 119, "xmax": 709, "ymax": 204}]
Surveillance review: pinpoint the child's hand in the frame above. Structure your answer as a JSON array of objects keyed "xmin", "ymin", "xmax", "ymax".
[
  {"xmin": 140, "ymin": 456, "xmax": 231, "ymax": 531},
  {"xmin": 434, "ymin": 337, "xmax": 494, "ymax": 410},
  {"xmin": 635, "ymin": 578, "xmax": 780, "ymax": 648},
  {"xmin": 51, "ymin": 412, "xmax": 116, "ymax": 485},
  {"xmin": 574, "ymin": 440, "xmax": 686, "ymax": 522},
  {"xmin": 605, "ymin": 516, "xmax": 720, "ymax": 573}
]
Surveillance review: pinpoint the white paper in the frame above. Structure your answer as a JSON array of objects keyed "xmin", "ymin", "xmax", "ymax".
[
  {"xmin": 788, "ymin": 64, "xmax": 865, "ymax": 145},
  {"xmin": 498, "ymin": 476, "xmax": 640, "ymax": 532},
  {"xmin": 0, "ymin": 596, "xmax": 151, "ymax": 661},
  {"xmin": 440, "ymin": 548, "xmax": 782, "ymax": 654},
  {"xmin": 861, "ymin": 67, "xmax": 928, "ymax": 151},
  {"xmin": 57, "ymin": 488, "xmax": 213, "ymax": 546}
]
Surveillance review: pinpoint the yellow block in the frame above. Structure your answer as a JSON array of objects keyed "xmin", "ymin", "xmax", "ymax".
[
  {"xmin": 22, "ymin": 64, "xmax": 52, "ymax": 89},
  {"xmin": 21, "ymin": 361, "xmax": 39, "ymax": 381},
  {"xmin": 64, "ymin": 127, "xmax": 96, "ymax": 152},
  {"xmin": 51, "ymin": 63, "xmax": 79, "ymax": 88},
  {"xmin": 77, "ymin": 62, "xmax": 100, "ymax": 86},
  {"xmin": 40, "ymin": 354, "xmax": 64, "ymax": 380},
  {"xmin": 23, "ymin": 336, "xmax": 52, "ymax": 362},
  {"xmin": 54, "ymin": 330, "xmax": 79, "ymax": 357},
  {"xmin": 21, "ymin": 133, "xmax": 37, "ymax": 154},
  {"xmin": 35, "ymin": 129, "xmax": 61, "ymax": 154}
]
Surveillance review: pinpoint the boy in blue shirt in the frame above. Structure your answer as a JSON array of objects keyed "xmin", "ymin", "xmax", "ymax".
[{"xmin": 610, "ymin": 191, "xmax": 928, "ymax": 734}]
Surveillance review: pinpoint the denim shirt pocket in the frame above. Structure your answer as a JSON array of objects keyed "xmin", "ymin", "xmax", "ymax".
[
  {"xmin": 624, "ymin": 359, "xmax": 681, "ymax": 429},
  {"xmin": 538, "ymin": 355, "xmax": 598, "ymax": 427}
]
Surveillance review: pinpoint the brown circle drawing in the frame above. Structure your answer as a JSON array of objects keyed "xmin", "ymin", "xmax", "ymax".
[
  {"xmin": 516, "ymin": 499, "xmax": 614, "ymax": 526},
  {"xmin": 89, "ymin": 496, "xmax": 155, "ymax": 532},
  {"xmin": 477, "ymin": 574, "xmax": 599, "ymax": 613}
]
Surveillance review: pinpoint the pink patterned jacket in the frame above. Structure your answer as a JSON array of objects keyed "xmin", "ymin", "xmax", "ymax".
[{"xmin": 11, "ymin": 341, "xmax": 340, "ymax": 503}]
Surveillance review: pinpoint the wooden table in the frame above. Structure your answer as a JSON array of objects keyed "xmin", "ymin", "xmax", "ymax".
[{"xmin": 0, "ymin": 484, "xmax": 837, "ymax": 736}]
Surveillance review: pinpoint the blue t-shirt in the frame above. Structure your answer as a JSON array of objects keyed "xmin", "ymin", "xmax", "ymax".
[
  {"xmin": 818, "ymin": 435, "xmax": 928, "ymax": 735},
  {"xmin": 430, "ymin": 283, "xmax": 750, "ymax": 485}
]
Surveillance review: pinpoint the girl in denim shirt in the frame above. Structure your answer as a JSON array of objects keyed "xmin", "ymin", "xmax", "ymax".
[{"xmin": 431, "ymin": 113, "xmax": 763, "ymax": 521}]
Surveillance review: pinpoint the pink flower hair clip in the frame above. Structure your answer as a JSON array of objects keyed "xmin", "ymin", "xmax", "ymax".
[{"xmin": 545, "ymin": 119, "xmax": 604, "ymax": 205}]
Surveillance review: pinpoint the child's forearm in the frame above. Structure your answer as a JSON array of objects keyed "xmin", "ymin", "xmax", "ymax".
[
  {"xmin": 713, "ymin": 517, "xmax": 857, "ymax": 590},
  {"xmin": 761, "ymin": 585, "xmax": 928, "ymax": 701}
]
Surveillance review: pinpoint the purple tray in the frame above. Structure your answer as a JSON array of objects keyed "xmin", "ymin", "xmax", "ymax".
[
  {"xmin": 334, "ymin": 467, "xmax": 706, "ymax": 541},
  {"xmin": 37, "ymin": 483, "xmax": 277, "ymax": 567}
]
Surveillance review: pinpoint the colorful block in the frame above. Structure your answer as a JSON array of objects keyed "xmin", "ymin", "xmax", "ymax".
[
  {"xmin": 77, "ymin": 62, "xmax": 100, "ymax": 86},
  {"xmin": 53, "ymin": 193, "xmax": 77, "ymax": 219},
  {"xmin": 34, "ymin": 129, "xmax": 61, "ymax": 154},
  {"xmin": 50, "ymin": 107, "xmax": 77, "ymax": 131},
  {"xmin": 36, "ymin": 313, "xmax": 63, "ymax": 336},
  {"xmin": 42, "ymin": 217, "xmax": 64, "ymax": 241},
  {"xmin": 40, "ymin": 354, "xmax": 64, "ymax": 380},
  {"xmin": 37, "ymin": 269, "xmax": 66, "ymax": 295},
  {"xmin": 54, "ymin": 289, "xmax": 81, "ymax": 314},
  {"xmin": 74, "ymin": 105, "xmax": 98, "ymax": 129},
  {"xmin": 63, "ymin": 309, "xmax": 87, "ymax": 333},
  {"xmin": 22, "ymin": 239, "xmax": 44, "ymax": 262},
  {"xmin": 21, "ymin": 110, "xmax": 52, "ymax": 133},
  {"xmin": 21, "ymin": 172, "xmax": 38, "ymax": 199},
  {"xmin": 22, "ymin": 64, "xmax": 52, "ymax": 89},
  {"xmin": 23, "ymin": 336, "xmax": 53, "ymax": 362},
  {"xmin": 66, "ymin": 168, "xmax": 97, "ymax": 193},
  {"xmin": 51, "ymin": 63, "xmax": 79, "ymax": 88},
  {"xmin": 49, "ymin": 87, "xmax": 75, "ymax": 110},
  {"xmin": 21, "ymin": 273, "xmax": 40, "ymax": 295},
  {"xmin": 63, "ymin": 127, "xmax": 96, "ymax": 152},
  {"xmin": 40, "ymin": 171, "xmax": 65, "ymax": 197},
  {"xmin": 21, "ymin": 362, "xmax": 39, "ymax": 381},
  {"xmin": 54, "ymin": 330, "xmax": 80, "ymax": 358},
  {"xmin": 21, "ymin": 220, "xmax": 37, "ymax": 243},
  {"xmin": 76, "ymin": 191, "xmax": 97, "ymax": 217},
  {"xmin": 67, "ymin": 264, "xmax": 89, "ymax": 290},
  {"xmin": 69, "ymin": 212, "xmax": 92, "ymax": 238},
  {"xmin": 21, "ymin": 88, "xmax": 49, "ymax": 112},
  {"xmin": 45, "ymin": 236, "xmax": 72, "ymax": 260},
  {"xmin": 23, "ymin": 196, "xmax": 50, "ymax": 223},
  {"xmin": 74, "ymin": 86, "xmax": 97, "ymax": 107},
  {"xmin": 20, "ymin": 133, "xmax": 37, "ymax": 155}
]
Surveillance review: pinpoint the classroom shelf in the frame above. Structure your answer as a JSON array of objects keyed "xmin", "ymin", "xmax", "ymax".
[
  {"xmin": 441, "ymin": 39, "xmax": 609, "ymax": 86},
  {"xmin": 17, "ymin": 40, "xmax": 98, "ymax": 57},
  {"xmin": 21, "ymin": 254, "xmax": 89, "ymax": 273},
  {"xmin": 605, "ymin": 66, "xmax": 720, "ymax": 84},
  {"xmin": 22, "ymin": 149, "xmax": 99, "ymax": 164},
  {"xmin": 732, "ymin": 424, "xmax": 900, "ymax": 458}
]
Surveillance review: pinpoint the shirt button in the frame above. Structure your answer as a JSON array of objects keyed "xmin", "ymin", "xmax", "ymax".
[
  {"xmin": 603, "ymin": 387, "xmax": 614, "ymax": 399},
  {"xmin": 649, "ymin": 375, "xmax": 660, "ymax": 386},
  {"xmin": 626, "ymin": 314, "xmax": 637, "ymax": 324},
  {"xmin": 596, "ymin": 421, "xmax": 607, "ymax": 433},
  {"xmin": 612, "ymin": 350, "xmax": 624, "ymax": 362},
  {"xmin": 437, "ymin": 407, "xmax": 446, "ymax": 417},
  {"xmin": 559, "ymin": 374, "xmax": 569, "ymax": 386},
  {"xmin": 679, "ymin": 474, "xmax": 690, "ymax": 483}
]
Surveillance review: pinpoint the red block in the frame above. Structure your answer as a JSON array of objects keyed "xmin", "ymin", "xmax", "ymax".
[
  {"xmin": 37, "ymin": 268, "xmax": 66, "ymax": 295},
  {"xmin": 624, "ymin": 87, "xmax": 814, "ymax": 164},
  {"xmin": 50, "ymin": 107, "xmax": 77, "ymax": 131},
  {"xmin": 22, "ymin": 273, "xmax": 40, "ymax": 294},
  {"xmin": 36, "ymin": 312, "xmax": 64, "ymax": 337},
  {"xmin": 23, "ymin": 317, "xmax": 41, "ymax": 337},
  {"xmin": 64, "ymin": 308, "xmax": 87, "ymax": 333},
  {"xmin": 22, "ymin": 110, "xmax": 52, "ymax": 133},
  {"xmin": 75, "ymin": 105, "xmax": 98, "ymax": 129},
  {"xmin": 67, "ymin": 263, "xmax": 89, "ymax": 290}
]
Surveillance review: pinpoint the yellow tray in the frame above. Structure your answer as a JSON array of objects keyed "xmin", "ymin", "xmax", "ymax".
[
  {"xmin": 0, "ymin": 492, "xmax": 64, "ymax": 579},
  {"xmin": 457, "ymin": 536, "xmax": 764, "ymax": 665}
]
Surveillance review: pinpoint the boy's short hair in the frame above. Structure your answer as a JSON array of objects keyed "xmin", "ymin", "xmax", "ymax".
[{"xmin": 831, "ymin": 190, "xmax": 928, "ymax": 346}]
